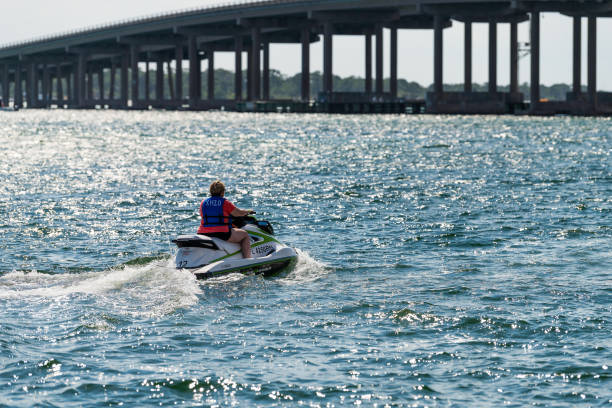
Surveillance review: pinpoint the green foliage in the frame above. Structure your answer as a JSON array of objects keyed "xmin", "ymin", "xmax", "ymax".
[{"xmin": 119, "ymin": 68, "xmax": 576, "ymax": 101}]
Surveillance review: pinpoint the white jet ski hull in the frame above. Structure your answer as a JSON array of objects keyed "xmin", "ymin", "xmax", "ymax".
[
  {"xmin": 192, "ymin": 247, "xmax": 297, "ymax": 279},
  {"xmin": 173, "ymin": 219, "xmax": 297, "ymax": 280}
]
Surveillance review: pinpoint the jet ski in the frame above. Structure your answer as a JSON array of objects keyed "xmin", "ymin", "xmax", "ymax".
[{"xmin": 172, "ymin": 215, "xmax": 297, "ymax": 280}]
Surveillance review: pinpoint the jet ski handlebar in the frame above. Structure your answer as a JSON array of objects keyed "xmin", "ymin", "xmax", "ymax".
[{"xmin": 232, "ymin": 214, "xmax": 274, "ymax": 235}]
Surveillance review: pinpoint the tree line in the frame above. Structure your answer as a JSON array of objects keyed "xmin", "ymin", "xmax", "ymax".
[{"xmin": 127, "ymin": 68, "xmax": 578, "ymax": 101}]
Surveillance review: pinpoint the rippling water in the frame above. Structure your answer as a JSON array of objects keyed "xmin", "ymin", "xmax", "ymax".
[{"xmin": 0, "ymin": 111, "xmax": 610, "ymax": 406}]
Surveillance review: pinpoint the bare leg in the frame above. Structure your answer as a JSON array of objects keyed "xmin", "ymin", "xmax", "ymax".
[{"xmin": 228, "ymin": 228, "xmax": 252, "ymax": 258}]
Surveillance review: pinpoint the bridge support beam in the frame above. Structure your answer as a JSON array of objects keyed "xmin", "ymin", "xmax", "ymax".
[
  {"xmin": 121, "ymin": 52, "xmax": 129, "ymax": 108},
  {"xmin": 42, "ymin": 64, "xmax": 50, "ymax": 107},
  {"xmin": 235, "ymin": 35, "xmax": 243, "ymax": 101},
  {"xmin": 375, "ymin": 24, "xmax": 383, "ymax": 94},
  {"xmin": 207, "ymin": 49, "xmax": 215, "ymax": 101},
  {"xmin": 1, "ymin": 65, "xmax": 8, "ymax": 107},
  {"xmin": 488, "ymin": 22, "xmax": 497, "ymax": 94},
  {"xmin": 390, "ymin": 27, "xmax": 398, "ymax": 99},
  {"xmin": 251, "ymin": 27, "xmax": 261, "ymax": 100},
  {"xmin": 263, "ymin": 40, "xmax": 270, "ymax": 101},
  {"xmin": 510, "ymin": 22, "xmax": 518, "ymax": 94},
  {"xmin": 433, "ymin": 15, "xmax": 444, "ymax": 95},
  {"xmin": 77, "ymin": 55, "xmax": 86, "ymax": 108},
  {"xmin": 156, "ymin": 57, "xmax": 164, "ymax": 101},
  {"xmin": 189, "ymin": 35, "xmax": 201, "ymax": 107},
  {"xmin": 323, "ymin": 22, "xmax": 333, "ymax": 93},
  {"xmin": 144, "ymin": 55, "xmax": 150, "ymax": 102},
  {"xmin": 464, "ymin": 22, "xmax": 472, "ymax": 93},
  {"xmin": 176, "ymin": 46, "xmax": 183, "ymax": 103},
  {"xmin": 98, "ymin": 67, "xmax": 104, "ymax": 102},
  {"xmin": 167, "ymin": 60, "xmax": 175, "ymax": 100},
  {"xmin": 87, "ymin": 67, "xmax": 93, "ymax": 102},
  {"xmin": 26, "ymin": 63, "xmax": 35, "ymax": 108},
  {"xmin": 66, "ymin": 69, "xmax": 72, "ymax": 106},
  {"xmin": 34, "ymin": 64, "xmax": 41, "ymax": 107},
  {"xmin": 301, "ymin": 28, "xmax": 310, "ymax": 101},
  {"xmin": 46, "ymin": 69, "xmax": 51, "ymax": 103},
  {"xmin": 131, "ymin": 45, "xmax": 139, "ymax": 107},
  {"xmin": 365, "ymin": 33, "xmax": 372, "ymax": 93},
  {"xmin": 65, "ymin": 70, "xmax": 72, "ymax": 106},
  {"xmin": 109, "ymin": 61, "xmax": 116, "ymax": 101},
  {"xmin": 57, "ymin": 65, "xmax": 64, "ymax": 104},
  {"xmin": 572, "ymin": 17, "xmax": 581, "ymax": 96},
  {"xmin": 247, "ymin": 50, "xmax": 252, "ymax": 101},
  {"xmin": 530, "ymin": 11, "xmax": 540, "ymax": 111},
  {"xmin": 14, "ymin": 64, "xmax": 22, "ymax": 109},
  {"xmin": 587, "ymin": 16, "xmax": 597, "ymax": 107}
]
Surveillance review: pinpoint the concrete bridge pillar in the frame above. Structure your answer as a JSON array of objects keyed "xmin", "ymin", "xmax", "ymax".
[
  {"xmin": 464, "ymin": 22, "xmax": 472, "ymax": 93},
  {"xmin": 76, "ymin": 54, "xmax": 86, "ymax": 107},
  {"xmin": 251, "ymin": 27, "xmax": 261, "ymax": 100},
  {"xmin": 49, "ymin": 69, "xmax": 55, "ymax": 102},
  {"xmin": 109, "ymin": 61, "xmax": 116, "ymax": 100},
  {"xmin": 365, "ymin": 32, "xmax": 372, "ymax": 93},
  {"xmin": 390, "ymin": 27, "xmax": 398, "ymax": 99},
  {"xmin": 510, "ymin": 22, "xmax": 518, "ymax": 94},
  {"xmin": 14, "ymin": 64, "xmax": 22, "ymax": 108},
  {"xmin": 530, "ymin": 11, "xmax": 540, "ymax": 111},
  {"xmin": 0, "ymin": 65, "xmax": 3, "ymax": 105},
  {"xmin": 207, "ymin": 49, "xmax": 215, "ymax": 101},
  {"xmin": 189, "ymin": 35, "xmax": 201, "ymax": 106},
  {"xmin": 1, "ymin": 65, "xmax": 8, "ymax": 106},
  {"xmin": 65, "ymin": 69, "xmax": 72, "ymax": 106},
  {"xmin": 42, "ymin": 64, "xmax": 50, "ymax": 107},
  {"xmin": 375, "ymin": 24, "xmax": 383, "ymax": 94},
  {"xmin": 121, "ymin": 52, "xmax": 129, "ymax": 108},
  {"xmin": 301, "ymin": 27, "xmax": 310, "ymax": 101},
  {"xmin": 167, "ymin": 60, "xmax": 175, "ymax": 100},
  {"xmin": 156, "ymin": 57, "xmax": 164, "ymax": 101},
  {"xmin": 144, "ymin": 55, "xmax": 150, "ymax": 102},
  {"xmin": 488, "ymin": 21, "xmax": 497, "ymax": 94},
  {"xmin": 263, "ymin": 40, "xmax": 270, "ymax": 101},
  {"xmin": 587, "ymin": 16, "xmax": 597, "ymax": 107},
  {"xmin": 26, "ymin": 63, "xmax": 35, "ymax": 108},
  {"xmin": 433, "ymin": 15, "xmax": 444, "ymax": 95},
  {"xmin": 247, "ymin": 50, "xmax": 252, "ymax": 101},
  {"xmin": 98, "ymin": 67, "xmax": 105, "ymax": 101},
  {"xmin": 234, "ymin": 36, "xmax": 242, "ymax": 101},
  {"xmin": 176, "ymin": 45, "xmax": 183, "ymax": 103},
  {"xmin": 323, "ymin": 22, "xmax": 333, "ymax": 93},
  {"xmin": 34, "ymin": 64, "xmax": 41, "ymax": 107},
  {"xmin": 130, "ymin": 45, "xmax": 139, "ymax": 106},
  {"xmin": 87, "ymin": 67, "xmax": 93, "ymax": 102},
  {"xmin": 57, "ymin": 65, "xmax": 64, "ymax": 103},
  {"xmin": 572, "ymin": 17, "xmax": 581, "ymax": 96}
]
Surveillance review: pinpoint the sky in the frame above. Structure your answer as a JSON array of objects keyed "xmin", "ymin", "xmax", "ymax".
[{"xmin": 2, "ymin": 0, "xmax": 611, "ymax": 90}]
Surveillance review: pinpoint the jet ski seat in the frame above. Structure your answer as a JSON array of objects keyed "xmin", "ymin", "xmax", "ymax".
[
  {"xmin": 212, "ymin": 239, "xmax": 241, "ymax": 254},
  {"xmin": 172, "ymin": 235, "xmax": 220, "ymax": 250}
]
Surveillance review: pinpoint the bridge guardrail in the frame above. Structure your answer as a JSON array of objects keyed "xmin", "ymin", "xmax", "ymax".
[{"xmin": 0, "ymin": 0, "xmax": 297, "ymax": 50}]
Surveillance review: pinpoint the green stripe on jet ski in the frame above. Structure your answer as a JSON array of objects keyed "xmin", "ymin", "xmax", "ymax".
[
  {"xmin": 194, "ymin": 256, "xmax": 296, "ymax": 279},
  {"xmin": 249, "ymin": 230, "xmax": 280, "ymax": 243},
  {"xmin": 211, "ymin": 231, "xmax": 280, "ymax": 262}
]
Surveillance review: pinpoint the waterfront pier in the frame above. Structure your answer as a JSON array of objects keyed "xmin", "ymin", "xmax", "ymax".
[{"xmin": 1, "ymin": 0, "xmax": 611, "ymax": 115}]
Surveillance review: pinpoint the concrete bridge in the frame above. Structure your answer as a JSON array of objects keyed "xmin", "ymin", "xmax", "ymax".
[{"xmin": 0, "ymin": 0, "xmax": 611, "ymax": 114}]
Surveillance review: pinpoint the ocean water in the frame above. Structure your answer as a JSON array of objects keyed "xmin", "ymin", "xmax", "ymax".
[{"xmin": 0, "ymin": 110, "xmax": 610, "ymax": 407}]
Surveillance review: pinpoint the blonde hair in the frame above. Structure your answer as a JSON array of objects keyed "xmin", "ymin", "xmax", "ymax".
[{"xmin": 209, "ymin": 180, "xmax": 225, "ymax": 197}]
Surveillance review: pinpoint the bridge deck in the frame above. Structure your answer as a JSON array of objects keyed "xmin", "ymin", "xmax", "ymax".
[{"xmin": 0, "ymin": 0, "xmax": 611, "ymax": 114}]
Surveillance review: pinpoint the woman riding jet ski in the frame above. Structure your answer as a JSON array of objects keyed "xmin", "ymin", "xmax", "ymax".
[{"xmin": 172, "ymin": 181, "xmax": 297, "ymax": 280}]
